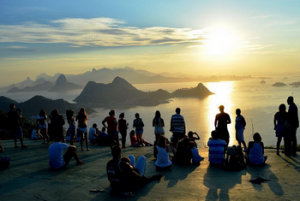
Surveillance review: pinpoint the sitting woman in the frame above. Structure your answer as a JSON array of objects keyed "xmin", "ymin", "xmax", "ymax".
[
  {"xmin": 130, "ymin": 130, "xmax": 152, "ymax": 147},
  {"xmin": 154, "ymin": 135, "xmax": 172, "ymax": 170},
  {"xmin": 246, "ymin": 133, "xmax": 268, "ymax": 166}
]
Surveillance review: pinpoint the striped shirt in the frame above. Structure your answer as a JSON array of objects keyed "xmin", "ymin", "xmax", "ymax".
[
  {"xmin": 207, "ymin": 139, "xmax": 227, "ymax": 164},
  {"xmin": 170, "ymin": 114, "xmax": 185, "ymax": 133}
]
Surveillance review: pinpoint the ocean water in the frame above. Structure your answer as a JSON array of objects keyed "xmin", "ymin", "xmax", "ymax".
[{"xmin": 1, "ymin": 77, "xmax": 299, "ymax": 147}]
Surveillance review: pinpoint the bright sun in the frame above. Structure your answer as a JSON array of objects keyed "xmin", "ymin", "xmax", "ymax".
[{"xmin": 204, "ymin": 27, "xmax": 237, "ymax": 56}]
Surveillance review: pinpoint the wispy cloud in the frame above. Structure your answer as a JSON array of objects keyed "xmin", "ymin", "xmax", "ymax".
[
  {"xmin": 1, "ymin": 45, "xmax": 35, "ymax": 52},
  {"xmin": 251, "ymin": 15, "xmax": 273, "ymax": 19},
  {"xmin": 0, "ymin": 18, "xmax": 204, "ymax": 47}
]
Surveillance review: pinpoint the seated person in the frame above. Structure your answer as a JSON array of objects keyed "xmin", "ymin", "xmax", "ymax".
[
  {"xmin": 0, "ymin": 156, "xmax": 11, "ymax": 170},
  {"xmin": 207, "ymin": 130, "xmax": 227, "ymax": 166},
  {"xmin": 99, "ymin": 127, "xmax": 109, "ymax": 146},
  {"xmin": 189, "ymin": 141, "xmax": 204, "ymax": 164},
  {"xmin": 31, "ymin": 129, "xmax": 43, "ymax": 140},
  {"xmin": 89, "ymin": 123, "xmax": 99, "ymax": 144},
  {"xmin": 224, "ymin": 145, "xmax": 246, "ymax": 171},
  {"xmin": 188, "ymin": 131, "xmax": 200, "ymax": 147},
  {"xmin": 173, "ymin": 138, "xmax": 192, "ymax": 165},
  {"xmin": 154, "ymin": 135, "xmax": 172, "ymax": 170},
  {"xmin": 245, "ymin": 133, "xmax": 267, "ymax": 166},
  {"xmin": 130, "ymin": 130, "xmax": 152, "ymax": 147},
  {"xmin": 107, "ymin": 146, "xmax": 162, "ymax": 196},
  {"xmin": 48, "ymin": 134, "xmax": 84, "ymax": 169}
]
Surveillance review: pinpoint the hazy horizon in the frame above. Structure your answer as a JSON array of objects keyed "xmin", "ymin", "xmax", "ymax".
[{"xmin": 1, "ymin": 0, "xmax": 300, "ymax": 85}]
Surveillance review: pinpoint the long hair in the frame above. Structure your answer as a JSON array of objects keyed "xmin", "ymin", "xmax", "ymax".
[
  {"xmin": 279, "ymin": 104, "xmax": 286, "ymax": 113},
  {"xmin": 155, "ymin": 110, "xmax": 161, "ymax": 125},
  {"xmin": 39, "ymin": 109, "xmax": 46, "ymax": 117},
  {"xmin": 79, "ymin": 108, "xmax": 86, "ymax": 116}
]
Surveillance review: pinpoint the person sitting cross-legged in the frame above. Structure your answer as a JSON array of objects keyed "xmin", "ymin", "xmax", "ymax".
[
  {"xmin": 48, "ymin": 133, "xmax": 84, "ymax": 170},
  {"xmin": 106, "ymin": 146, "xmax": 162, "ymax": 196},
  {"xmin": 207, "ymin": 130, "xmax": 227, "ymax": 166}
]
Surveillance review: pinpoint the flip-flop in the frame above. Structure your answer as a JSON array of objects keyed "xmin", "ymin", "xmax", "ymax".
[{"xmin": 90, "ymin": 188, "xmax": 105, "ymax": 192}]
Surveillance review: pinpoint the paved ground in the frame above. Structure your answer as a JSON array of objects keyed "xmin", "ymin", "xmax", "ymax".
[{"xmin": 0, "ymin": 139, "xmax": 300, "ymax": 201}]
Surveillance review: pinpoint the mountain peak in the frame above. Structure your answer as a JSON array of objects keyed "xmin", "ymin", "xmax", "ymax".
[{"xmin": 56, "ymin": 74, "xmax": 67, "ymax": 84}]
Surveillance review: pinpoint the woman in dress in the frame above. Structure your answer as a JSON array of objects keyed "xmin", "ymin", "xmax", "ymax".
[
  {"xmin": 76, "ymin": 108, "xmax": 89, "ymax": 151},
  {"xmin": 273, "ymin": 104, "xmax": 288, "ymax": 155}
]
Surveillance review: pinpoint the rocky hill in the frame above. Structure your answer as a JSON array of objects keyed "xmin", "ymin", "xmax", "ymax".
[{"xmin": 48, "ymin": 74, "xmax": 82, "ymax": 92}]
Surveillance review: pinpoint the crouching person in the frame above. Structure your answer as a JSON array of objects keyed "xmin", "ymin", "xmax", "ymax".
[
  {"xmin": 48, "ymin": 134, "xmax": 84, "ymax": 169},
  {"xmin": 107, "ymin": 146, "xmax": 163, "ymax": 196}
]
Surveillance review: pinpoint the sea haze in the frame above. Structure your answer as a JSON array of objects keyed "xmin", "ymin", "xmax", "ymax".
[{"xmin": 0, "ymin": 76, "xmax": 299, "ymax": 147}]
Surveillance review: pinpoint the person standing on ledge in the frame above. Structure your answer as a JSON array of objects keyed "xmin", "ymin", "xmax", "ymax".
[
  {"xmin": 170, "ymin": 108, "xmax": 186, "ymax": 148},
  {"xmin": 7, "ymin": 104, "xmax": 28, "ymax": 149},
  {"xmin": 215, "ymin": 105, "xmax": 231, "ymax": 145},
  {"xmin": 102, "ymin": 110, "xmax": 119, "ymax": 147},
  {"xmin": 235, "ymin": 108, "xmax": 247, "ymax": 150},
  {"xmin": 286, "ymin": 96, "xmax": 299, "ymax": 155}
]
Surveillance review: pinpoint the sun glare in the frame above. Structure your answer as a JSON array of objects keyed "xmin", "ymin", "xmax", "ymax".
[{"xmin": 204, "ymin": 27, "xmax": 237, "ymax": 56}]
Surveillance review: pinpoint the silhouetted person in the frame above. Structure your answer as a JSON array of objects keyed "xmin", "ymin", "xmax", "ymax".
[
  {"xmin": 273, "ymin": 104, "xmax": 288, "ymax": 155},
  {"xmin": 153, "ymin": 110, "xmax": 165, "ymax": 136},
  {"xmin": 286, "ymin": 96, "xmax": 299, "ymax": 155},
  {"xmin": 36, "ymin": 109, "xmax": 50, "ymax": 145},
  {"xmin": 170, "ymin": 108, "xmax": 186, "ymax": 148},
  {"xmin": 133, "ymin": 113, "xmax": 144, "ymax": 147},
  {"xmin": 106, "ymin": 146, "xmax": 162, "ymax": 195},
  {"xmin": 207, "ymin": 130, "xmax": 227, "ymax": 166},
  {"xmin": 76, "ymin": 108, "xmax": 89, "ymax": 151},
  {"xmin": 48, "ymin": 133, "xmax": 84, "ymax": 169},
  {"xmin": 102, "ymin": 110, "xmax": 119, "ymax": 147},
  {"xmin": 50, "ymin": 109, "xmax": 65, "ymax": 142},
  {"xmin": 118, "ymin": 113, "xmax": 129, "ymax": 148},
  {"xmin": 245, "ymin": 133, "xmax": 267, "ymax": 166},
  {"xmin": 66, "ymin": 110, "xmax": 76, "ymax": 145},
  {"xmin": 235, "ymin": 108, "xmax": 247, "ymax": 150},
  {"xmin": 214, "ymin": 105, "xmax": 231, "ymax": 145},
  {"xmin": 7, "ymin": 104, "xmax": 27, "ymax": 148}
]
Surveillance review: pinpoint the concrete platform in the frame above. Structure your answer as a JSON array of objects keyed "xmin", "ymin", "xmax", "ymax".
[{"xmin": 0, "ymin": 139, "xmax": 300, "ymax": 201}]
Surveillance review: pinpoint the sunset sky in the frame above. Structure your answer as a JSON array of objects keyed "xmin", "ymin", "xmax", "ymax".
[{"xmin": 0, "ymin": 0, "xmax": 300, "ymax": 85}]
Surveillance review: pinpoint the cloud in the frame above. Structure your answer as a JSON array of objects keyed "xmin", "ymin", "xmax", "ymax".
[
  {"xmin": 251, "ymin": 15, "xmax": 273, "ymax": 19},
  {"xmin": 0, "ymin": 18, "xmax": 204, "ymax": 47},
  {"xmin": 1, "ymin": 45, "xmax": 35, "ymax": 52}
]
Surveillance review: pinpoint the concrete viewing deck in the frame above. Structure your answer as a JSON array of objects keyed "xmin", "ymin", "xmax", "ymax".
[{"xmin": 0, "ymin": 139, "xmax": 300, "ymax": 201}]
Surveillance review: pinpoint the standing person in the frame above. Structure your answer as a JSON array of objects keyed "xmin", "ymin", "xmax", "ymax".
[
  {"xmin": 49, "ymin": 109, "xmax": 65, "ymax": 142},
  {"xmin": 66, "ymin": 110, "xmax": 76, "ymax": 145},
  {"xmin": 48, "ymin": 133, "xmax": 84, "ymax": 169},
  {"xmin": 273, "ymin": 104, "xmax": 288, "ymax": 155},
  {"xmin": 207, "ymin": 130, "xmax": 227, "ymax": 166},
  {"xmin": 7, "ymin": 104, "xmax": 28, "ymax": 149},
  {"xmin": 286, "ymin": 96, "xmax": 299, "ymax": 155},
  {"xmin": 36, "ymin": 109, "xmax": 50, "ymax": 145},
  {"xmin": 76, "ymin": 108, "xmax": 89, "ymax": 151},
  {"xmin": 235, "ymin": 108, "xmax": 247, "ymax": 150},
  {"xmin": 118, "ymin": 113, "xmax": 129, "ymax": 148},
  {"xmin": 170, "ymin": 108, "xmax": 186, "ymax": 148},
  {"xmin": 153, "ymin": 110, "xmax": 165, "ymax": 137},
  {"xmin": 214, "ymin": 105, "xmax": 231, "ymax": 145},
  {"xmin": 102, "ymin": 110, "xmax": 119, "ymax": 147},
  {"xmin": 133, "ymin": 113, "xmax": 144, "ymax": 147}
]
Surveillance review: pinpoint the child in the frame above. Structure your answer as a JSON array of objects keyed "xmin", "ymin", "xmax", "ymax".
[
  {"xmin": 89, "ymin": 123, "xmax": 99, "ymax": 144},
  {"xmin": 189, "ymin": 141, "xmax": 204, "ymax": 164},
  {"xmin": 155, "ymin": 135, "xmax": 172, "ymax": 170},
  {"xmin": 31, "ymin": 129, "xmax": 43, "ymax": 140},
  {"xmin": 130, "ymin": 130, "xmax": 152, "ymax": 147},
  {"xmin": 246, "ymin": 133, "xmax": 267, "ymax": 166},
  {"xmin": 99, "ymin": 127, "xmax": 109, "ymax": 146},
  {"xmin": 224, "ymin": 145, "xmax": 246, "ymax": 171}
]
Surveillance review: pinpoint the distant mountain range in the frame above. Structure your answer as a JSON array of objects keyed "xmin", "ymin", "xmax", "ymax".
[
  {"xmin": 5, "ymin": 74, "xmax": 82, "ymax": 93},
  {"xmin": 0, "ymin": 95, "xmax": 94, "ymax": 117},
  {"xmin": 74, "ymin": 77, "xmax": 214, "ymax": 107},
  {"xmin": 1, "ymin": 67, "xmax": 254, "ymax": 91}
]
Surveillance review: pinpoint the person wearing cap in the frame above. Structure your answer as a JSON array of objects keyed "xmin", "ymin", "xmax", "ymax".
[{"xmin": 214, "ymin": 105, "xmax": 231, "ymax": 145}]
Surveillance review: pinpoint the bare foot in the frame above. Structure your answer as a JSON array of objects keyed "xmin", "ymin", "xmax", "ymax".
[{"xmin": 87, "ymin": 148, "xmax": 91, "ymax": 151}]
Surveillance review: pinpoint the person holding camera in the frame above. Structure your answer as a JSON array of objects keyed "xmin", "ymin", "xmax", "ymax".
[{"xmin": 7, "ymin": 104, "xmax": 28, "ymax": 149}]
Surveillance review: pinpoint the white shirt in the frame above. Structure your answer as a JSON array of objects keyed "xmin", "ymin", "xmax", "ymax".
[{"xmin": 48, "ymin": 142, "xmax": 69, "ymax": 169}]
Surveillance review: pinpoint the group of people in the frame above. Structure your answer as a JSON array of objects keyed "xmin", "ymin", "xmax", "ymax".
[{"xmin": 0, "ymin": 96, "xmax": 298, "ymax": 196}]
